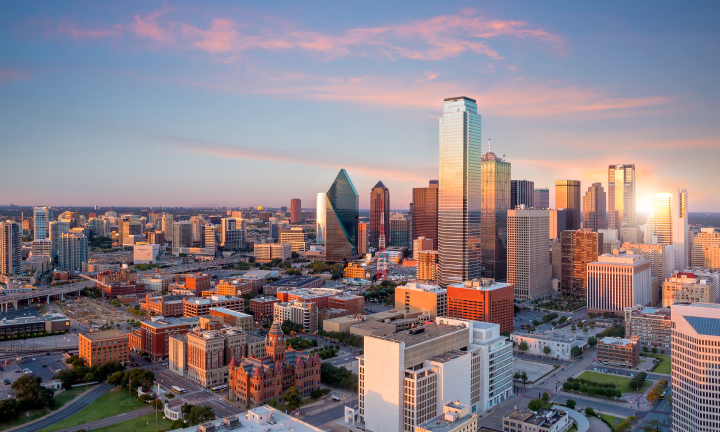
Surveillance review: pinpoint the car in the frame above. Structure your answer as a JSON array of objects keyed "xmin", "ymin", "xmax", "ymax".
[
  {"xmin": 42, "ymin": 365, "xmax": 47, "ymax": 368},
  {"xmin": 579, "ymin": 356, "xmax": 583, "ymax": 359}
]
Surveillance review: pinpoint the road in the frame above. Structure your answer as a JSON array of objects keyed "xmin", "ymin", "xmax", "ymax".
[
  {"xmin": 12, "ymin": 383, "xmax": 113, "ymax": 432},
  {"xmin": 304, "ymin": 404, "xmax": 346, "ymax": 427}
]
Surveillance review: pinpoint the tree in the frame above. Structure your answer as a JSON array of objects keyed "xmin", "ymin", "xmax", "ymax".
[
  {"xmin": 0, "ymin": 398, "xmax": 21, "ymax": 422},
  {"xmin": 528, "ymin": 399, "xmax": 543, "ymax": 411},
  {"xmin": 583, "ymin": 326, "xmax": 589, "ymax": 333},
  {"xmin": 170, "ymin": 420, "xmax": 186, "ymax": 430},
  {"xmin": 629, "ymin": 372, "xmax": 647, "ymax": 392},
  {"xmin": 267, "ymin": 399, "xmax": 277, "ymax": 407},
  {"xmin": 520, "ymin": 371, "xmax": 528, "ymax": 386},
  {"xmin": 519, "ymin": 341, "xmax": 529, "ymax": 352},
  {"xmin": 139, "ymin": 394, "xmax": 152, "ymax": 403},
  {"xmin": 184, "ymin": 404, "xmax": 216, "ymax": 425},
  {"xmin": 651, "ymin": 347, "xmax": 658, "ymax": 354},
  {"xmin": 585, "ymin": 407, "xmax": 595, "ymax": 416},
  {"xmin": 571, "ymin": 347, "xmax": 583, "ymax": 358},
  {"xmin": 84, "ymin": 373, "xmax": 95, "ymax": 383},
  {"xmin": 571, "ymin": 324, "xmax": 576, "ymax": 331},
  {"xmin": 566, "ymin": 399, "xmax": 576, "ymax": 409},
  {"xmin": 587, "ymin": 337, "xmax": 597, "ymax": 347},
  {"xmin": 542, "ymin": 392, "xmax": 549, "ymax": 402},
  {"xmin": 11, "ymin": 375, "xmax": 55, "ymax": 409},
  {"xmin": 543, "ymin": 346, "xmax": 552, "ymax": 356},
  {"xmin": 661, "ymin": 349, "xmax": 666, "ymax": 355},
  {"xmin": 514, "ymin": 372, "xmax": 521, "ymax": 380},
  {"xmin": 284, "ymin": 386, "xmax": 303, "ymax": 408},
  {"xmin": 66, "ymin": 356, "xmax": 86, "ymax": 368},
  {"xmin": 151, "ymin": 399, "xmax": 164, "ymax": 409}
]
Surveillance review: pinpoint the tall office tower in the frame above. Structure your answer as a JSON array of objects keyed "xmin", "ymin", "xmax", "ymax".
[
  {"xmin": 534, "ymin": 188, "xmax": 550, "ymax": 209},
  {"xmin": 555, "ymin": 180, "xmax": 582, "ymax": 230},
  {"xmin": 203, "ymin": 225, "xmax": 216, "ymax": 252},
  {"xmin": 412, "ymin": 180, "xmax": 439, "ymax": 248},
  {"xmin": 369, "ymin": 181, "xmax": 390, "ymax": 248},
  {"xmin": 438, "ymin": 96, "xmax": 482, "ymax": 286},
  {"xmin": 359, "ymin": 317, "xmax": 513, "ymax": 432},
  {"xmin": 607, "ymin": 164, "xmax": 636, "ymax": 230},
  {"xmin": 268, "ymin": 217, "xmax": 281, "ymax": 241},
  {"xmin": 220, "ymin": 218, "xmax": 245, "ymax": 250},
  {"xmin": 33, "ymin": 206, "xmax": 51, "ymax": 240},
  {"xmin": 316, "ymin": 193, "xmax": 326, "ymax": 245},
  {"xmin": 671, "ymin": 303, "xmax": 720, "ymax": 432},
  {"xmin": 587, "ymin": 250, "xmax": 652, "ymax": 315},
  {"xmin": 190, "ymin": 216, "xmax": 204, "ymax": 243},
  {"xmin": 172, "ymin": 221, "xmax": 193, "ymax": 248},
  {"xmin": 480, "ymin": 141, "xmax": 510, "ymax": 281},
  {"xmin": 582, "ymin": 182, "xmax": 607, "ymax": 231},
  {"xmin": 57, "ymin": 232, "xmax": 88, "ymax": 272},
  {"xmin": 325, "ymin": 169, "xmax": 359, "ymax": 262},
  {"xmin": 548, "ymin": 209, "xmax": 567, "ymax": 240},
  {"xmin": 119, "ymin": 215, "xmax": 145, "ymax": 246},
  {"xmin": 161, "ymin": 213, "xmax": 174, "ymax": 233},
  {"xmin": 560, "ymin": 230, "xmax": 603, "ymax": 297},
  {"xmin": 407, "ymin": 203, "xmax": 413, "ymax": 248},
  {"xmin": 510, "ymin": 180, "xmax": 534, "ymax": 209},
  {"xmin": 357, "ymin": 222, "xmax": 368, "ymax": 255},
  {"xmin": 389, "ymin": 215, "xmax": 409, "ymax": 247},
  {"xmin": 49, "ymin": 221, "xmax": 69, "ymax": 258},
  {"xmin": 0, "ymin": 221, "xmax": 21, "ymax": 275},
  {"xmin": 507, "ymin": 209, "xmax": 551, "ymax": 300},
  {"xmin": 654, "ymin": 189, "xmax": 689, "ymax": 271},
  {"xmin": 290, "ymin": 199, "xmax": 301, "ymax": 224}
]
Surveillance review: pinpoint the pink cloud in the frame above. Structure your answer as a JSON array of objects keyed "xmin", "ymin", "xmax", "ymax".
[
  {"xmin": 57, "ymin": 22, "xmax": 122, "ymax": 38},
  {"xmin": 0, "ymin": 68, "xmax": 30, "ymax": 83},
  {"xmin": 130, "ymin": 8, "xmax": 175, "ymax": 42}
]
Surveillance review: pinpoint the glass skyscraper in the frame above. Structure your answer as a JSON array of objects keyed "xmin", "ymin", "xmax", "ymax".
[
  {"xmin": 325, "ymin": 169, "xmax": 359, "ymax": 262},
  {"xmin": 369, "ymin": 181, "xmax": 390, "ymax": 248},
  {"xmin": 33, "ymin": 206, "xmax": 51, "ymax": 240},
  {"xmin": 438, "ymin": 96, "xmax": 482, "ymax": 286},
  {"xmin": 316, "ymin": 192, "xmax": 326, "ymax": 245},
  {"xmin": 608, "ymin": 164, "xmax": 636, "ymax": 230},
  {"xmin": 555, "ymin": 180, "xmax": 582, "ymax": 231},
  {"xmin": 480, "ymin": 142, "xmax": 510, "ymax": 281}
]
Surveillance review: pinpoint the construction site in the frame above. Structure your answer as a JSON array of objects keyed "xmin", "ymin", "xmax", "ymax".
[{"xmin": 57, "ymin": 297, "xmax": 141, "ymax": 328}]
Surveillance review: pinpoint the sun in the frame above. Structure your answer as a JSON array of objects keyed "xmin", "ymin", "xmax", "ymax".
[{"xmin": 637, "ymin": 194, "xmax": 654, "ymax": 213}]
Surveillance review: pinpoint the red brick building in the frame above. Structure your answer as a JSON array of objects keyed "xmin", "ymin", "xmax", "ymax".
[
  {"xmin": 127, "ymin": 318, "xmax": 190, "ymax": 361},
  {"xmin": 185, "ymin": 273, "xmax": 211, "ymax": 296},
  {"xmin": 446, "ymin": 278, "xmax": 514, "ymax": 333},
  {"xmin": 328, "ymin": 294, "xmax": 365, "ymax": 314},
  {"xmin": 228, "ymin": 322, "xmax": 320, "ymax": 408},
  {"xmin": 102, "ymin": 282, "xmax": 146, "ymax": 298},
  {"xmin": 141, "ymin": 294, "xmax": 190, "ymax": 317},
  {"xmin": 249, "ymin": 296, "xmax": 280, "ymax": 320},
  {"xmin": 183, "ymin": 295, "xmax": 243, "ymax": 318},
  {"xmin": 276, "ymin": 288, "xmax": 343, "ymax": 309},
  {"xmin": 96, "ymin": 269, "xmax": 136, "ymax": 286}
]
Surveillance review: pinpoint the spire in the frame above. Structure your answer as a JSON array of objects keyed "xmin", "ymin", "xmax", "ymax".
[
  {"xmin": 487, "ymin": 138, "xmax": 492, "ymax": 153},
  {"xmin": 373, "ymin": 181, "xmax": 387, "ymax": 189},
  {"xmin": 228, "ymin": 357, "xmax": 238, "ymax": 367}
]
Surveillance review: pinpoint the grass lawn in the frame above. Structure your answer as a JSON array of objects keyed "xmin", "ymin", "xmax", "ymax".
[
  {"xmin": 0, "ymin": 409, "xmax": 48, "ymax": 431},
  {"xmin": 91, "ymin": 412, "xmax": 172, "ymax": 432},
  {"xmin": 52, "ymin": 385, "xmax": 96, "ymax": 410},
  {"xmin": 647, "ymin": 354, "xmax": 671, "ymax": 374},
  {"xmin": 600, "ymin": 414, "xmax": 625, "ymax": 431},
  {"xmin": 39, "ymin": 388, "xmax": 145, "ymax": 432},
  {"xmin": 567, "ymin": 425, "xmax": 578, "ymax": 432},
  {"xmin": 577, "ymin": 371, "xmax": 651, "ymax": 393}
]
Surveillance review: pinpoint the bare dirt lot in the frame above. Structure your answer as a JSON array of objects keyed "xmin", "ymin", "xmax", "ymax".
[{"xmin": 58, "ymin": 298, "xmax": 139, "ymax": 328}]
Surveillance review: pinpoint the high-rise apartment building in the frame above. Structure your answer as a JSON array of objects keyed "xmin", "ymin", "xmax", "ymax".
[
  {"xmin": 190, "ymin": 216, "xmax": 204, "ymax": 243},
  {"xmin": 413, "ymin": 237, "xmax": 434, "ymax": 260},
  {"xmin": 654, "ymin": 189, "xmax": 688, "ymax": 271},
  {"xmin": 172, "ymin": 221, "xmax": 193, "ymax": 249},
  {"xmin": 161, "ymin": 213, "xmax": 174, "ymax": 233},
  {"xmin": 412, "ymin": 180, "xmax": 439, "ymax": 248},
  {"xmin": 57, "ymin": 232, "xmax": 88, "ymax": 272},
  {"xmin": 33, "ymin": 207, "xmax": 51, "ymax": 240},
  {"xmin": 49, "ymin": 220, "xmax": 69, "ymax": 258},
  {"xmin": 507, "ymin": 209, "xmax": 551, "ymax": 300},
  {"xmin": 359, "ymin": 317, "xmax": 513, "ymax": 432},
  {"xmin": 290, "ymin": 198, "xmax": 301, "ymax": 223},
  {"xmin": 662, "ymin": 272, "xmax": 717, "ymax": 307},
  {"xmin": 583, "ymin": 182, "xmax": 607, "ymax": 231},
  {"xmin": 325, "ymin": 169, "xmax": 359, "ymax": 262},
  {"xmin": 534, "ymin": 188, "xmax": 550, "ymax": 209},
  {"xmin": 670, "ymin": 303, "xmax": 720, "ymax": 432},
  {"xmin": 555, "ymin": 180, "xmax": 582, "ymax": 231},
  {"xmin": 0, "ymin": 221, "xmax": 21, "ymax": 275},
  {"xmin": 417, "ymin": 250, "xmax": 439, "ymax": 283},
  {"xmin": 438, "ymin": 96, "xmax": 482, "ymax": 286},
  {"xmin": 394, "ymin": 282, "xmax": 447, "ymax": 319},
  {"xmin": 446, "ymin": 279, "xmax": 514, "ymax": 333},
  {"xmin": 607, "ymin": 164, "xmax": 636, "ymax": 230},
  {"xmin": 480, "ymin": 143, "xmax": 510, "ymax": 281},
  {"xmin": 316, "ymin": 192, "xmax": 326, "ymax": 245},
  {"xmin": 560, "ymin": 230, "xmax": 603, "ymax": 297},
  {"xmin": 370, "ymin": 181, "xmax": 390, "ymax": 248},
  {"xmin": 390, "ymin": 215, "xmax": 409, "ymax": 247},
  {"xmin": 220, "ymin": 217, "xmax": 245, "ymax": 250},
  {"xmin": 587, "ymin": 250, "xmax": 653, "ymax": 315},
  {"xmin": 510, "ymin": 180, "xmax": 534, "ymax": 209},
  {"xmin": 31, "ymin": 239, "xmax": 53, "ymax": 259}
]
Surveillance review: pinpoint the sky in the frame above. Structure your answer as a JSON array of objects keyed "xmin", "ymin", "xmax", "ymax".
[{"xmin": 1, "ymin": 1, "xmax": 719, "ymax": 211}]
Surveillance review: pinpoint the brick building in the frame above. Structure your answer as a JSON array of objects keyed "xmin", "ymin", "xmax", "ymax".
[
  {"xmin": 183, "ymin": 295, "xmax": 243, "ymax": 318},
  {"xmin": 127, "ymin": 317, "xmax": 193, "ymax": 361},
  {"xmin": 96, "ymin": 269, "xmax": 136, "ymax": 286},
  {"xmin": 446, "ymin": 279, "xmax": 514, "ymax": 333},
  {"xmin": 102, "ymin": 282, "xmax": 146, "ymax": 298},
  {"xmin": 228, "ymin": 322, "xmax": 321, "ymax": 407},
  {"xmin": 209, "ymin": 307, "xmax": 254, "ymax": 332},
  {"xmin": 141, "ymin": 294, "xmax": 190, "ymax": 317},
  {"xmin": 184, "ymin": 273, "xmax": 212, "ymax": 296},
  {"xmin": 264, "ymin": 276, "xmax": 325, "ymax": 295},
  {"xmin": 216, "ymin": 279, "xmax": 253, "ymax": 297},
  {"xmin": 275, "ymin": 287, "xmax": 343, "ymax": 309},
  {"xmin": 624, "ymin": 306, "xmax": 671, "ymax": 349},
  {"xmin": 79, "ymin": 329, "xmax": 129, "ymax": 367},
  {"xmin": 597, "ymin": 337, "xmax": 639, "ymax": 368},
  {"xmin": 249, "ymin": 296, "xmax": 280, "ymax": 320},
  {"xmin": 327, "ymin": 293, "xmax": 365, "ymax": 315}
]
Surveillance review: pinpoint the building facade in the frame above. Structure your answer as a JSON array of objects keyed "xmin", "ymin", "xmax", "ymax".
[
  {"xmin": 654, "ymin": 189, "xmax": 688, "ymax": 271},
  {"xmin": 290, "ymin": 199, "xmax": 301, "ymax": 224},
  {"xmin": 507, "ymin": 209, "xmax": 551, "ymax": 300},
  {"xmin": 127, "ymin": 317, "xmax": 190, "ymax": 361},
  {"xmin": 417, "ymin": 250, "xmax": 439, "ymax": 283},
  {"xmin": 510, "ymin": 180, "xmax": 534, "ymax": 210},
  {"xmin": 254, "ymin": 243, "xmax": 291, "ymax": 262},
  {"xmin": 0, "ymin": 221, "xmax": 21, "ymax": 275},
  {"xmin": 446, "ymin": 279, "xmax": 513, "ymax": 333},
  {"xmin": 624, "ymin": 306, "xmax": 671, "ymax": 349},
  {"xmin": 583, "ymin": 182, "xmax": 607, "ymax": 231},
  {"xmin": 555, "ymin": 180, "xmax": 582, "ymax": 231},
  {"xmin": 597, "ymin": 337, "xmax": 640, "ymax": 368},
  {"xmin": 662, "ymin": 272, "xmax": 717, "ymax": 307},
  {"xmin": 607, "ymin": 164, "xmax": 636, "ymax": 230},
  {"xmin": 587, "ymin": 251, "xmax": 653, "ymax": 315},
  {"xmin": 316, "ymin": 192, "xmax": 326, "ymax": 245},
  {"xmin": 325, "ymin": 169, "xmax": 359, "ymax": 262},
  {"xmin": 33, "ymin": 206, "xmax": 51, "ymax": 240},
  {"xmin": 412, "ymin": 180, "xmax": 439, "ymax": 248},
  {"xmin": 534, "ymin": 188, "xmax": 550, "ymax": 209},
  {"xmin": 395, "ymin": 282, "xmax": 447, "ymax": 319},
  {"xmin": 79, "ymin": 329, "xmax": 128, "ymax": 367},
  {"xmin": 480, "ymin": 145, "xmax": 510, "ymax": 281},
  {"xmin": 560, "ymin": 230, "xmax": 603, "ymax": 297},
  {"xmin": 57, "ymin": 232, "xmax": 88, "ymax": 272},
  {"xmin": 370, "ymin": 181, "xmax": 390, "ymax": 248},
  {"xmin": 183, "ymin": 295, "xmax": 243, "ymax": 318}
]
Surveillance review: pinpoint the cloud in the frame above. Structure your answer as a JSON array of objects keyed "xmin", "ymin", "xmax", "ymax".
[
  {"xmin": 130, "ymin": 8, "xmax": 175, "ymax": 43},
  {"xmin": 0, "ymin": 68, "xmax": 30, "ymax": 83},
  {"xmin": 56, "ymin": 22, "xmax": 123, "ymax": 38},
  {"xmin": 415, "ymin": 71, "xmax": 439, "ymax": 83}
]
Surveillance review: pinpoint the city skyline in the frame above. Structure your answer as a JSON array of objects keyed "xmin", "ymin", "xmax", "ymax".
[{"xmin": 1, "ymin": 2, "xmax": 719, "ymax": 210}]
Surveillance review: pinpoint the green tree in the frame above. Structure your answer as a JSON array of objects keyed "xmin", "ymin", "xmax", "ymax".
[
  {"xmin": 542, "ymin": 392, "xmax": 549, "ymax": 402},
  {"xmin": 587, "ymin": 337, "xmax": 597, "ymax": 347},
  {"xmin": 566, "ymin": 399, "xmax": 576, "ymax": 409},
  {"xmin": 519, "ymin": 341, "xmax": 529, "ymax": 352},
  {"xmin": 184, "ymin": 405, "xmax": 216, "ymax": 425},
  {"xmin": 11, "ymin": 375, "xmax": 55, "ymax": 409},
  {"xmin": 571, "ymin": 324, "xmax": 576, "ymax": 331},
  {"xmin": 520, "ymin": 371, "xmax": 528, "ymax": 386},
  {"xmin": 583, "ymin": 326, "xmax": 589, "ymax": 333},
  {"xmin": 643, "ymin": 346, "xmax": 649, "ymax": 352},
  {"xmin": 585, "ymin": 407, "xmax": 595, "ymax": 416},
  {"xmin": 84, "ymin": 373, "xmax": 95, "ymax": 383},
  {"xmin": 571, "ymin": 347, "xmax": 583, "ymax": 358},
  {"xmin": 170, "ymin": 420, "xmax": 185, "ymax": 429},
  {"xmin": 0, "ymin": 399, "xmax": 21, "ymax": 422},
  {"xmin": 284, "ymin": 386, "xmax": 303, "ymax": 408},
  {"xmin": 651, "ymin": 347, "xmax": 658, "ymax": 354},
  {"xmin": 543, "ymin": 346, "xmax": 552, "ymax": 356},
  {"xmin": 514, "ymin": 372, "xmax": 521, "ymax": 380},
  {"xmin": 66, "ymin": 355, "xmax": 86, "ymax": 368},
  {"xmin": 528, "ymin": 399, "xmax": 543, "ymax": 411}
]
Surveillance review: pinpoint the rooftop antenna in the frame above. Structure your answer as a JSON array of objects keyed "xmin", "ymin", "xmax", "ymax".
[{"xmin": 487, "ymin": 138, "xmax": 492, "ymax": 153}]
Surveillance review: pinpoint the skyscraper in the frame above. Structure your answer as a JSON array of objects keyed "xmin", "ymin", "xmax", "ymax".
[
  {"xmin": 582, "ymin": 182, "xmax": 607, "ymax": 231},
  {"xmin": 653, "ymin": 189, "xmax": 688, "ymax": 271},
  {"xmin": 325, "ymin": 169, "xmax": 359, "ymax": 262},
  {"xmin": 510, "ymin": 180, "xmax": 534, "ymax": 209},
  {"xmin": 33, "ymin": 206, "xmax": 51, "ymax": 240},
  {"xmin": 507, "ymin": 209, "xmax": 551, "ymax": 300},
  {"xmin": 560, "ymin": 230, "xmax": 603, "ymax": 297},
  {"xmin": 607, "ymin": 164, "xmax": 636, "ymax": 229},
  {"xmin": 57, "ymin": 232, "xmax": 88, "ymax": 272},
  {"xmin": 369, "ymin": 181, "xmax": 390, "ymax": 248},
  {"xmin": 0, "ymin": 220, "xmax": 21, "ymax": 275},
  {"xmin": 389, "ymin": 215, "xmax": 408, "ymax": 247},
  {"xmin": 555, "ymin": 180, "xmax": 582, "ymax": 231},
  {"xmin": 316, "ymin": 193, "xmax": 326, "ymax": 245},
  {"xmin": 357, "ymin": 222, "xmax": 368, "ymax": 255},
  {"xmin": 534, "ymin": 188, "xmax": 550, "ymax": 209},
  {"xmin": 411, "ymin": 180, "xmax": 438, "ymax": 248},
  {"xmin": 290, "ymin": 199, "xmax": 301, "ymax": 224},
  {"xmin": 49, "ymin": 220, "xmax": 69, "ymax": 258},
  {"xmin": 438, "ymin": 96, "xmax": 482, "ymax": 286},
  {"xmin": 172, "ymin": 221, "xmax": 193, "ymax": 248},
  {"xmin": 480, "ymin": 140, "xmax": 510, "ymax": 281}
]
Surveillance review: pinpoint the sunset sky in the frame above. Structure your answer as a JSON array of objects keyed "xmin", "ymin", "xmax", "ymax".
[{"xmin": 1, "ymin": 1, "xmax": 719, "ymax": 211}]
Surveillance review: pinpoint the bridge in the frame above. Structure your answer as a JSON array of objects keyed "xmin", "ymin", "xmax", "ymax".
[{"xmin": 0, "ymin": 280, "xmax": 95, "ymax": 312}]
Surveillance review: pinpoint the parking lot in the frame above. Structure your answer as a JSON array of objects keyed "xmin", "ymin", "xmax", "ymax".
[
  {"xmin": 0, "ymin": 353, "xmax": 70, "ymax": 398},
  {"xmin": 513, "ymin": 358, "xmax": 556, "ymax": 382}
]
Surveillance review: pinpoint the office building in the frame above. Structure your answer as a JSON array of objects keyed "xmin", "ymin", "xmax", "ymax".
[
  {"xmin": 183, "ymin": 324, "xmax": 252, "ymax": 388},
  {"xmin": 127, "ymin": 317, "xmax": 191, "ymax": 361},
  {"xmin": 30, "ymin": 239, "xmax": 53, "ymax": 258},
  {"xmin": 328, "ymin": 293, "xmax": 365, "ymax": 314},
  {"xmin": 597, "ymin": 337, "xmax": 640, "ymax": 368},
  {"xmin": 119, "ymin": 215, "xmax": 145, "ymax": 246},
  {"xmin": 344, "ymin": 262, "xmax": 370, "ymax": 279},
  {"xmin": 209, "ymin": 308, "xmax": 254, "ymax": 332},
  {"xmin": 357, "ymin": 222, "xmax": 368, "ymax": 256},
  {"xmin": 555, "ymin": 180, "xmax": 581, "ymax": 231},
  {"xmin": 663, "ymin": 272, "xmax": 717, "ymax": 307},
  {"xmin": 172, "ymin": 221, "xmax": 193, "ymax": 249},
  {"xmin": 619, "ymin": 225, "xmax": 642, "ymax": 244},
  {"xmin": 654, "ymin": 189, "xmax": 688, "ymax": 270},
  {"xmin": 691, "ymin": 231, "xmax": 720, "ymax": 267},
  {"xmin": 359, "ymin": 317, "xmax": 513, "ymax": 432},
  {"xmin": 161, "ymin": 213, "xmax": 174, "ymax": 233},
  {"xmin": 548, "ymin": 209, "xmax": 567, "ymax": 240},
  {"xmin": 670, "ymin": 303, "xmax": 720, "ymax": 432},
  {"xmin": 510, "ymin": 180, "xmax": 534, "ymax": 209},
  {"xmin": 316, "ymin": 192, "xmax": 326, "ymax": 245},
  {"xmin": 325, "ymin": 169, "xmax": 359, "ymax": 262},
  {"xmin": 216, "ymin": 279, "xmax": 253, "ymax": 297},
  {"xmin": 560, "ymin": 230, "xmax": 603, "ymax": 296},
  {"xmin": 624, "ymin": 306, "xmax": 671, "ymax": 349},
  {"xmin": 502, "ymin": 408, "xmax": 571, "ymax": 432},
  {"xmin": 254, "ymin": 243, "xmax": 291, "ymax": 262},
  {"xmin": 446, "ymin": 279, "xmax": 513, "ymax": 333},
  {"xmin": 587, "ymin": 250, "xmax": 653, "ymax": 315},
  {"xmin": 183, "ymin": 295, "xmax": 243, "ymax": 318},
  {"xmin": 507, "ymin": 209, "xmax": 551, "ymax": 300},
  {"xmin": 607, "ymin": 164, "xmax": 636, "ymax": 230},
  {"xmin": 290, "ymin": 198, "xmax": 301, "ymax": 223},
  {"xmin": 0, "ymin": 221, "xmax": 21, "ymax": 275},
  {"xmin": 57, "ymin": 232, "xmax": 88, "ymax": 272},
  {"xmin": 274, "ymin": 300, "xmax": 318, "ymax": 333},
  {"xmin": 279, "ymin": 227, "xmax": 306, "ymax": 252},
  {"xmin": 33, "ymin": 206, "xmax": 51, "ymax": 240},
  {"xmin": 534, "ymin": 188, "xmax": 550, "ymax": 209},
  {"xmin": 79, "ymin": 329, "xmax": 128, "ymax": 367},
  {"xmin": 390, "ymin": 215, "xmax": 409, "ymax": 247},
  {"xmin": 413, "ymin": 237, "xmax": 434, "ymax": 259},
  {"xmin": 220, "ymin": 218, "xmax": 245, "ymax": 250},
  {"xmin": 703, "ymin": 245, "xmax": 720, "ymax": 270},
  {"xmin": 583, "ymin": 182, "xmax": 607, "ymax": 231},
  {"xmin": 87, "ymin": 218, "xmax": 109, "ymax": 237},
  {"xmin": 133, "ymin": 243, "xmax": 160, "ymax": 264},
  {"xmin": 49, "ymin": 220, "xmax": 69, "ymax": 258},
  {"xmin": 509, "ymin": 332, "xmax": 585, "ymax": 360},
  {"xmin": 438, "ymin": 96, "xmax": 482, "ymax": 286},
  {"xmin": 416, "ymin": 402, "xmax": 478, "ymax": 432},
  {"xmin": 141, "ymin": 294, "xmax": 187, "ymax": 317},
  {"xmin": 395, "ymin": 282, "xmax": 447, "ymax": 319},
  {"xmin": 189, "ymin": 216, "xmax": 204, "ymax": 243},
  {"xmin": 417, "ymin": 250, "xmax": 439, "ymax": 283},
  {"xmin": 412, "ymin": 180, "xmax": 439, "ymax": 249},
  {"xmin": 0, "ymin": 313, "xmax": 70, "ymax": 338},
  {"xmin": 370, "ymin": 181, "xmax": 390, "ymax": 248},
  {"xmin": 622, "ymin": 242, "xmax": 676, "ymax": 284},
  {"xmin": 480, "ymin": 142, "xmax": 510, "ymax": 281},
  {"xmin": 249, "ymin": 296, "xmax": 280, "ymax": 319}
]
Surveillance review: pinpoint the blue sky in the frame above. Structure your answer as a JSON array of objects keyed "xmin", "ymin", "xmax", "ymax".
[{"xmin": 1, "ymin": 1, "xmax": 719, "ymax": 211}]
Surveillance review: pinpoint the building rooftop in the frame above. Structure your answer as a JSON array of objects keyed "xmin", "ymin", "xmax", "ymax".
[
  {"xmin": 210, "ymin": 307, "xmax": 252, "ymax": 319},
  {"xmin": 376, "ymin": 322, "xmax": 466, "ymax": 348},
  {"xmin": 250, "ymin": 296, "xmax": 280, "ymax": 303},
  {"xmin": 447, "ymin": 278, "xmax": 512, "ymax": 291},
  {"xmin": 265, "ymin": 275, "xmax": 324, "ymax": 288},
  {"xmin": 417, "ymin": 411, "xmax": 475, "ymax": 432},
  {"xmin": 600, "ymin": 337, "xmax": 635, "ymax": 346},
  {"xmin": 325, "ymin": 315, "xmax": 363, "ymax": 325},
  {"xmin": 512, "ymin": 332, "xmax": 583, "ymax": 344},
  {"xmin": 185, "ymin": 295, "xmax": 240, "ymax": 305},
  {"xmin": 240, "ymin": 270, "xmax": 276, "ymax": 279},
  {"xmin": 402, "ymin": 282, "xmax": 446, "ymax": 293},
  {"xmin": 0, "ymin": 313, "xmax": 68, "ymax": 326},
  {"xmin": 142, "ymin": 316, "xmax": 199, "ymax": 329},
  {"xmin": 81, "ymin": 329, "xmax": 127, "ymax": 341}
]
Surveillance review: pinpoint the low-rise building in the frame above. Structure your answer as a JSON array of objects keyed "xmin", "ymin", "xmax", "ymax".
[
  {"xmin": 79, "ymin": 329, "xmax": 128, "ymax": 367},
  {"xmin": 274, "ymin": 301, "xmax": 318, "ymax": 333},
  {"xmin": 624, "ymin": 306, "xmax": 671, "ymax": 349},
  {"xmin": 328, "ymin": 293, "xmax": 365, "ymax": 315},
  {"xmin": 141, "ymin": 294, "xmax": 191, "ymax": 317},
  {"xmin": 215, "ymin": 279, "xmax": 253, "ymax": 297},
  {"xmin": 0, "ymin": 313, "xmax": 70, "ymax": 339},
  {"xmin": 597, "ymin": 337, "xmax": 640, "ymax": 368},
  {"xmin": 264, "ymin": 276, "xmax": 325, "ymax": 295},
  {"xmin": 102, "ymin": 281, "xmax": 146, "ymax": 297},
  {"xmin": 509, "ymin": 333, "xmax": 586, "ymax": 360},
  {"xmin": 662, "ymin": 271, "xmax": 717, "ymax": 307},
  {"xmin": 138, "ymin": 275, "xmax": 172, "ymax": 293},
  {"xmin": 344, "ymin": 262, "xmax": 370, "ymax": 279},
  {"xmin": 248, "ymin": 296, "xmax": 280, "ymax": 320},
  {"xmin": 395, "ymin": 282, "xmax": 447, "ymax": 319},
  {"xmin": 502, "ymin": 408, "xmax": 571, "ymax": 432},
  {"xmin": 183, "ymin": 295, "xmax": 243, "ymax": 318},
  {"xmin": 127, "ymin": 316, "xmax": 193, "ymax": 361},
  {"xmin": 447, "ymin": 279, "xmax": 514, "ymax": 333},
  {"xmin": 133, "ymin": 243, "xmax": 160, "ymax": 264},
  {"xmin": 184, "ymin": 326, "xmax": 249, "ymax": 387},
  {"xmin": 237, "ymin": 270, "xmax": 277, "ymax": 292},
  {"xmin": 415, "ymin": 402, "xmax": 477, "ymax": 432},
  {"xmin": 275, "ymin": 287, "xmax": 342, "ymax": 308},
  {"xmin": 322, "ymin": 315, "xmax": 363, "ymax": 333},
  {"xmin": 254, "ymin": 243, "xmax": 291, "ymax": 262},
  {"xmin": 209, "ymin": 307, "xmax": 254, "ymax": 332}
]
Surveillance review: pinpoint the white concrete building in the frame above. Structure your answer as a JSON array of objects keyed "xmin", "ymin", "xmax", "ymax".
[
  {"xmin": 31, "ymin": 239, "xmax": 53, "ymax": 258},
  {"xmin": 507, "ymin": 208, "xmax": 551, "ymax": 300},
  {"xmin": 587, "ymin": 250, "xmax": 653, "ymax": 315},
  {"xmin": 509, "ymin": 333, "xmax": 586, "ymax": 360},
  {"xmin": 133, "ymin": 243, "xmax": 160, "ymax": 264}
]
